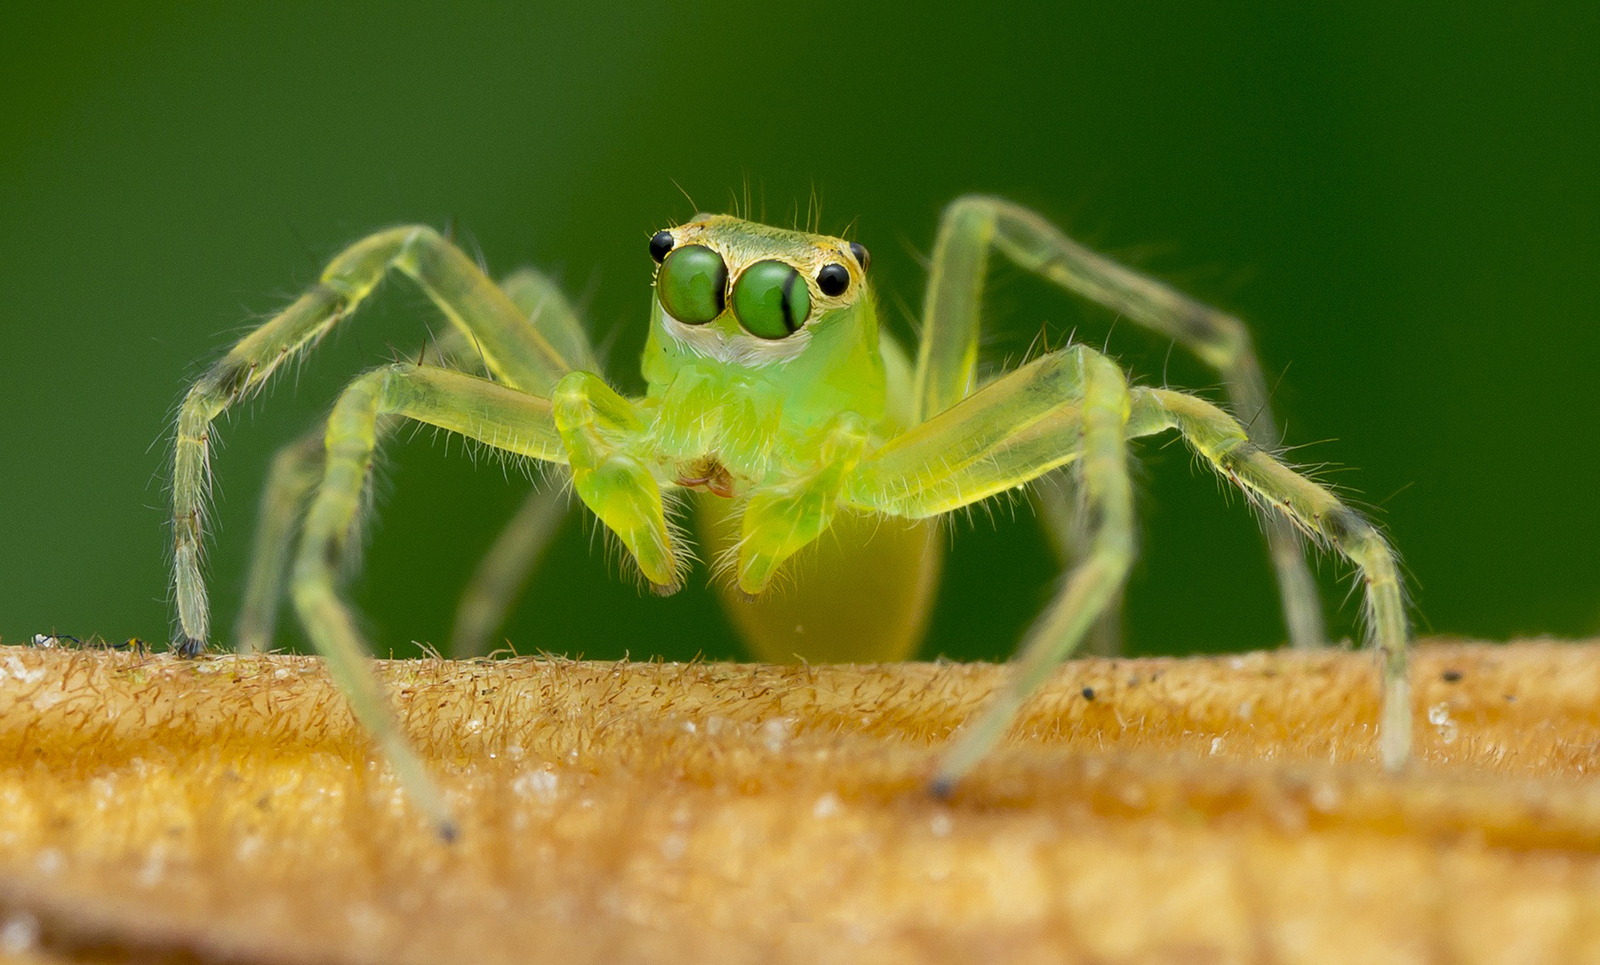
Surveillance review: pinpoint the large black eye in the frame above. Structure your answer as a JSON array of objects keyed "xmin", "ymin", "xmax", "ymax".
[
  {"xmin": 849, "ymin": 242, "xmax": 870, "ymax": 272},
  {"xmin": 816, "ymin": 263, "xmax": 850, "ymax": 297},
  {"xmin": 649, "ymin": 230, "xmax": 675, "ymax": 263}
]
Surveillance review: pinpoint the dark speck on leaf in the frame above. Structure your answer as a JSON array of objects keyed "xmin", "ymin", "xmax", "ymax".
[{"xmin": 1442, "ymin": 669, "xmax": 1463, "ymax": 683}]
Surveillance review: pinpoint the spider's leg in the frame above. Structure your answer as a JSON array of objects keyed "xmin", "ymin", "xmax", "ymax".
[
  {"xmin": 445, "ymin": 268, "xmax": 595, "ymax": 656},
  {"xmin": 914, "ymin": 196, "xmax": 1325, "ymax": 651},
  {"xmin": 292, "ymin": 362, "xmax": 567, "ymax": 838},
  {"xmin": 497, "ymin": 266, "xmax": 601, "ymax": 375},
  {"xmin": 234, "ymin": 267, "xmax": 595, "ymax": 656},
  {"xmin": 1030, "ymin": 471, "xmax": 1122, "ymax": 658},
  {"xmin": 174, "ymin": 226, "xmax": 576, "ymax": 651},
  {"xmin": 1127, "ymin": 387, "xmax": 1411, "ymax": 769},
  {"xmin": 236, "ymin": 427, "xmax": 326, "ymax": 653},
  {"xmin": 850, "ymin": 345, "xmax": 1133, "ymax": 789},
  {"xmin": 551, "ymin": 371, "xmax": 683, "ymax": 593},
  {"xmin": 732, "ymin": 413, "xmax": 869, "ymax": 595},
  {"xmin": 450, "ymin": 484, "xmax": 568, "ymax": 657}
]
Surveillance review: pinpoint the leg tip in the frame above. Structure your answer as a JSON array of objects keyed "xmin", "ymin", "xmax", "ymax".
[
  {"xmin": 173, "ymin": 636, "xmax": 207, "ymax": 659},
  {"xmin": 437, "ymin": 819, "xmax": 460, "ymax": 844},
  {"xmin": 1379, "ymin": 733, "xmax": 1412, "ymax": 773},
  {"xmin": 649, "ymin": 580, "xmax": 682, "ymax": 598},
  {"xmin": 928, "ymin": 775, "xmax": 956, "ymax": 801}
]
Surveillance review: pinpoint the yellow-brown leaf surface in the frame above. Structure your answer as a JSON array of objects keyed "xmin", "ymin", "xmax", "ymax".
[{"xmin": 0, "ymin": 640, "xmax": 1597, "ymax": 964}]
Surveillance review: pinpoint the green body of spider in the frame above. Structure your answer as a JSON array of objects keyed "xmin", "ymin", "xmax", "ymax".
[{"xmin": 171, "ymin": 197, "xmax": 1411, "ymax": 837}]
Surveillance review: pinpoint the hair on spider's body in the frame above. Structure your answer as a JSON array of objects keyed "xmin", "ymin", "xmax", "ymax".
[{"xmin": 169, "ymin": 198, "xmax": 1413, "ymax": 838}]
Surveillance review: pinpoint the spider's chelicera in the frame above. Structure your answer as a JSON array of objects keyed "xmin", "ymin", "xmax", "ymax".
[{"xmin": 171, "ymin": 198, "xmax": 1411, "ymax": 837}]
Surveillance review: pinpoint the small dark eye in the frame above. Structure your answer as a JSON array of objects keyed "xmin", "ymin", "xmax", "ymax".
[
  {"xmin": 649, "ymin": 230, "xmax": 675, "ymax": 264},
  {"xmin": 849, "ymin": 242, "xmax": 870, "ymax": 272},
  {"xmin": 816, "ymin": 263, "xmax": 850, "ymax": 297}
]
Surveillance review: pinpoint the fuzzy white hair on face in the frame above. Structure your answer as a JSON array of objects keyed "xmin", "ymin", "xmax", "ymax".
[{"xmin": 659, "ymin": 313, "xmax": 812, "ymax": 367}]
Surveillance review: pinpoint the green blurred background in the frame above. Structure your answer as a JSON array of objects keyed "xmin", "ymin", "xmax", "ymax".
[{"xmin": 3, "ymin": 2, "xmax": 1597, "ymax": 663}]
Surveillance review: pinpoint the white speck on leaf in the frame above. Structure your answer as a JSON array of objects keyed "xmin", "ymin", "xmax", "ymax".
[
  {"xmin": 761, "ymin": 717, "xmax": 794, "ymax": 752},
  {"xmin": 511, "ymin": 768, "xmax": 559, "ymax": 804},
  {"xmin": 0, "ymin": 913, "xmax": 39, "ymax": 954},
  {"xmin": 1428, "ymin": 702, "xmax": 1458, "ymax": 744},
  {"xmin": 3, "ymin": 657, "xmax": 44, "ymax": 684}
]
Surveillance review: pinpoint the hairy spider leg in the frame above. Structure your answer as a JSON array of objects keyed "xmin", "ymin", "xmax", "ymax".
[
  {"xmin": 913, "ymin": 196, "xmax": 1325, "ymax": 652},
  {"xmin": 449, "ymin": 482, "xmax": 570, "ymax": 657},
  {"xmin": 1029, "ymin": 472, "xmax": 1123, "ymax": 658},
  {"xmin": 842, "ymin": 343, "xmax": 1409, "ymax": 790},
  {"xmin": 237, "ymin": 334, "xmax": 461, "ymax": 654},
  {"xmin": 915, "ymin": 348, "xmax": 1135, "ymax": 789},
  {"xmin": 838, "ymin": 344, "xmax": 1125, "ymax": 785},
  {"xmin": 447, "ymin": 268, "xmax": 597, "ymax": 657},
  {"xmin": 174, "ymin": 227, "xmax": 575, "ymax": 651},
  {"xmin": 233, "ymin": 266, "xmax": 593, "ymax": 656},
  {"xmin": 293, "ymin": 362, "xmax": 569, "ymax": 838},
  {"xmin": 236, "ymin": 428, "xmax": 327, "ymax": 654},
  {"xmin": 1131, "ymin": 387, "xmax": 1410, "ymax": 768}
]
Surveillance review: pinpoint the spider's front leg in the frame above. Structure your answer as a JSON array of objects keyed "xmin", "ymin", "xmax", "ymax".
[
  {"xmin": 291, "ymin": 361, "xmax": 567, "ymax": 837},
  {"xmin": 849, "ymin": 345, "xmax": 1134, "ymax": 789},
  {"xmin": 551, "ymin": 372, "xmax": 684, "ymax": 593},
  {"xmin": 915, "ymin": 196, "xmax": 1325, "ymax": 651}
]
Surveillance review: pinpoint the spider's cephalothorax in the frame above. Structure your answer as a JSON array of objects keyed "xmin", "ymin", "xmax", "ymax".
[
  {"xmin": 635, "ymin": 215, "xmax": 885, "ymax": 508},
  {"xmin": 171, "ymin": 198, "xmax": 1412, "ymax": 837}
]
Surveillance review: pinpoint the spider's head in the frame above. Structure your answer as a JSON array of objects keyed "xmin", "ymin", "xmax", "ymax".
[{"xmin": 643, "ymin": 215, "xmax": 874, "ymax": 371}]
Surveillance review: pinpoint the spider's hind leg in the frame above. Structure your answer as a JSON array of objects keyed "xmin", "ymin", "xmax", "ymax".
[
  {"xmin": 236, "ymin": 426, "xmax": 327, "ymax": 654},
  {"xmin": 450, "ymin": 483, "xmax": 570, "ymax": 658}
]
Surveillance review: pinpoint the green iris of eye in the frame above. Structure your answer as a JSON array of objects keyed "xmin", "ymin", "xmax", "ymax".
[
  {"xmin": 656, "ymin": 245, "xmax": 726, "ymax": 324},
  {"xmin": 732, "ymin": 260, "xmax": 810, "ymax": 340}
]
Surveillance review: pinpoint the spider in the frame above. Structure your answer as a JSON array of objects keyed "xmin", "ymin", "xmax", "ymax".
[{"xmin": 170, "ymin": 196, "xmax": 1412, "ymax": 837}]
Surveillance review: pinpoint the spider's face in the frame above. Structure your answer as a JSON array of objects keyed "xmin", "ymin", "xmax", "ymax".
[{"xmin": 647, "ymin": 215, "xmax": 871, "ymax": 368}]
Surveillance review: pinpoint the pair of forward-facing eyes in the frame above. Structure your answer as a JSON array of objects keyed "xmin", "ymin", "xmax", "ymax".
[{"xmin": 649, "ymin": 230, "xmax": 870, "ymax": 341}]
